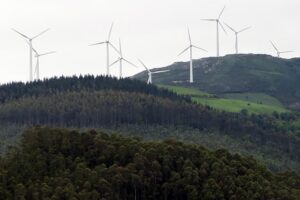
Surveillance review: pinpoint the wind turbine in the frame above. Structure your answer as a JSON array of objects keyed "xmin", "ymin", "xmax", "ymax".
[
  {"xmin": 110, "ymin": 39, "xmax": 138, "ymax": 79},
  {"xmin": 31, "ymin": 46, "xmax": 56, "ymax": 80},
  {"xmin": 270, "ymin": 41, "xmax": 293, "ymax": 58},
  {"xmin": 202, "ymin": 6, "xmax": 227, "ymax": 57},
  {"xmin": 178, "ymin": 28, "xmax": 207, "ymax": 83},
  {"xmin": 89, "ymin": 22, "xmax": 119, "ymax": 76},
  {"xmin": 138, "ymin": 59, "xmax": 169, "ymax": 84},
  {"xmin": 12, "ymin": 28, "xmax": 50, "ymax": 82},
  {"xmin": 224, "ymin": 23, "xmax": 251, "ymax": 54}
]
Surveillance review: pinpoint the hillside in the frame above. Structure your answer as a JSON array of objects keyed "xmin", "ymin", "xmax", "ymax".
[
  {"xmin": 0, "ymin": 76, "xmax": 299, "ymax": 173},
  {"xmin": 133, "ymin": 54, "xmax": 300, "ymax": 111},
  {"xmin": 158, "ymin": 84, "xmax": 289, "ymax": 115},
  {"xmin": 0, "ymin": 127, "xmax": 299, "ymax": 199}
]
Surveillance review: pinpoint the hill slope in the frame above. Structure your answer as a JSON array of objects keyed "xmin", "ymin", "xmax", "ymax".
[
  {"xmin": 133, "ymin": 54, "xmax": 300, "ymax": 111},
  {"xmin": 0, "ymin": 127, "xmax": 299, "ymax": 199},
  {"xmin": 158, "ymin": 84, "xmax": 289, "ymax": 114},
  {"xmin": 0, "ymin": 76, "xmax": 299, "ymax": 172}
]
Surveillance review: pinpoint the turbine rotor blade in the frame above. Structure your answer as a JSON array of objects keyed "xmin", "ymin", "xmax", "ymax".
[
  {"xmin": 152, "ymin": 70, "xmax": 170, "ymax": 74},
  {"xmin": 32, "ymin": 28, "xmax": 50, "ymax": 40},
  {"xmin": 31, "ymin": 46, "xmax": 38, "ymax": 55},
  {"xmin": 270, "ymin": 41, "xmax": 279, "ymax": 52},
  {"xmin": 218, "ymin": 6, "xmax": 226, "ymax": 19},
  {"xmin": 109, "ymin": 42, "xmax": 120, "ymax": 55},
  {"xmin": 178, "ymin": 46, "xmax": 190, "ymax": 56},
  {"xmin": 119, "ymin": 39, "xmax": 123, "ymax": 56},
  {"xmin": 238, "ymin": 26, "xmax": 251, "ymax": 33},
  {"xmin": 192, "ymin": 45, "xmax": 208, "ymax": 52},
  {"xmin": 123, "ymin": 58, "xmax": 138, "ymax": 68},
  {"xmin": 109, "ymin": 58, "xmax": 120, "ymax": 67},
  {"xmin": 39, "ymin": 51, "xmax": 56, "ymax": 57},
  {"xmin": 280, "ymin": 51, "xmax": 294, "ymax": 54},
  {"xmin": 187, "ymin": 27, "xmax": 192, "ymax": 44},
  {"xmin": 138, "ymin": 59, "xmax": 149, "ymax": 71},
  {"xmin": 201, "ymin": 19, "xmax": 216, "ymax": 21},
  {"xmin": 89, "ymin": 41, "xmax": 106, "ymax": 46},
  {"xmin": 224, "ymin": 23, "xmax": 236, "ymax": 33},
  {"xmin": 12, "ymin": 28, "xmax": 30, "ymax": 39},
  {"xmin": 108, "ymin": 22, "xmax": 114, "ymax": 41},
  {"xmin": 219, "ymin": 21, "xmax": 227, "ymax": 34}
]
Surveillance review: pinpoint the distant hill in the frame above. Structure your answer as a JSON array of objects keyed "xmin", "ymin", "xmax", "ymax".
[
  {"xmin": 0, "ymin": 127, "xmax": 299, "ymax": 200},
  {"xmin": 133, "ymin": 54, "xmax": 300, "ymax": 111}
]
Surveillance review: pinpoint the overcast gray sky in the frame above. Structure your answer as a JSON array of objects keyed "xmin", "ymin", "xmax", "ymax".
[{"xmin": 0, "ymin": 0, "xmax": 299, "ymax": 84}]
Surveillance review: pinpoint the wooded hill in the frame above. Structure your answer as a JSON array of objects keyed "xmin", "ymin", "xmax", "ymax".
[
  {"xmin": 0, "ymin": 127, "xmax": 299, "ymax": 200},
  {"xmin": 133, "ymin": 54, "xmax": 300, "ymax": 111},
  {"xmin": 0, "ymin": 76, "xmax": 299, "ymax": 172}
]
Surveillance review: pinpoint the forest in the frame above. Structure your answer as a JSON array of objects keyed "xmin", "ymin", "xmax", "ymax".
[
  {"xmin": 0, "ymin": 127, "xmax": 299, "ymax": 200},
  {"xmin": 0, "ymin": 76, "xmax": 299, "ymax": 172}
]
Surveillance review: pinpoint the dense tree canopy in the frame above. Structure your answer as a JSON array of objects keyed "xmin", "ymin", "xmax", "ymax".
[
  {"xmin": 0, "ymin": 127, "xmax": 299, "ymax": 200},
  {"xmin": 0, "ymin": 75, "xmax": 190, "ymax": 103}
]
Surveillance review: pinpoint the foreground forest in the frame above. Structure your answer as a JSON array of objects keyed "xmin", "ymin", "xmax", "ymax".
[
  {"xmin": 0, "ymin": 127, "xmax": 299, "ymax": 200},
  {"xmin": 0, "ymin": 76, "xmax": 299, "ymax": 172}
]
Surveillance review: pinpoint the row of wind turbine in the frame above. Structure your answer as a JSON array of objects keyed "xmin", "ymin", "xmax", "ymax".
[
  {"xmin": 89, "ymin": 23, "xmax": 137, "ymax": 79},
  {"xmin": 11, "ymin": 7, "xmax": 294, "ymax": 84}
]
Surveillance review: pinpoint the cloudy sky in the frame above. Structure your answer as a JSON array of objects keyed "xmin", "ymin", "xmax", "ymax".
[{"xmin": 0, "ymin": 0, "xmax": 299, "ymax": 83}]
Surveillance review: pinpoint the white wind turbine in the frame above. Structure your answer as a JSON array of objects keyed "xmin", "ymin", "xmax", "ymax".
[
  {"xmin": 110, "ymin": 39, "xmax": 138, "ymax": 79},
  {"xmin": 224, "ymin": 23, "xmax": 251, "ymax": 54},
  {"xmin": 270, "ymin": 41, "xmax": 293, "ymax": 58},
  {"xmin": 89, "ymin": 23, "xmax": 119, "ymax": 76},
  {"xmin": 12, "ymin": 28, "xmax": 50, "ymax": 82},
  {"xmin": 202, "ymin": 6, "xmax": 227, "ymax": 57},
  {"xmin": 138, "ymin": 59, "xmax": 170, "ymax": 84},
  {"xmin": 31, "ymin": 46, "xmax": 56, "ymax": 80},
  {"xmin": 178, "ymin": 28, "xmax": 207, "ymax": 83}
]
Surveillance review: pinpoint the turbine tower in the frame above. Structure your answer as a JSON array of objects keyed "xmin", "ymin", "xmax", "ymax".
[
  {"xmin": 138, "ymin": 59, "xmax": 169, "ymax": 84},
  {"xmin": 202, "ymin": 6, "xmax": 226, "ymax": 57},
  {"xmin": 110, "ymin": 39, "xmax": 138, "ymax": 79},
  {"xmin": 224, "ymin": 23, "xmax": 251, "ymax": 54},
  {"xmin": 89, "ymin": 22, "xmax": 119, "ymax": 76},
  {"xmin": 178, "ymin": 28, "xmax": 207, "ymax": 83},
  {"xmin": 12, "ymin": 28, "xmax": 50, "ymax": 82},
  {"xmin": 31, "ymin": 47, "xmax": 56, "ymax": 80},
  {"xmin": 270, "ymin": 41, "xmax": 293, "ymax": 58}
]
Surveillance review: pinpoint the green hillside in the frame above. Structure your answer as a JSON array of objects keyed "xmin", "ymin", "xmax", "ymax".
[
  {"xmin": 158, "ymin": 84, "xmax": 288, "ymax": 114},
  {"xmin": 0, "ymin": 127, "xmax": 299, "ymax": 200},
  {"xmin": 133, "ymin": 54, "xmax": 300, "ymax": 111}
]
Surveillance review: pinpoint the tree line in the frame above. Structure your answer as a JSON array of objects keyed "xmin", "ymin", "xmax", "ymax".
[{"xmin": 0, "ymin": 75, "xmax": 190, "ymax": 103}]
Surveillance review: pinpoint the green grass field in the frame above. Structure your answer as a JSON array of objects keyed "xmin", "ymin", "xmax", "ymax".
[
  {"xmin": 159, "ymin": 84, "xmax": 289, "ymax": 114},
  {"xmin": 193, "ymin": 97, "xmax": 288, "ymax": 114},
  {"xmin": 221, "ymin": 93, "xmax": 284, "ymax": 107},
  {"xmin": 158, "ymin": 84, "xmax": 212, "ymax": 97}
]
